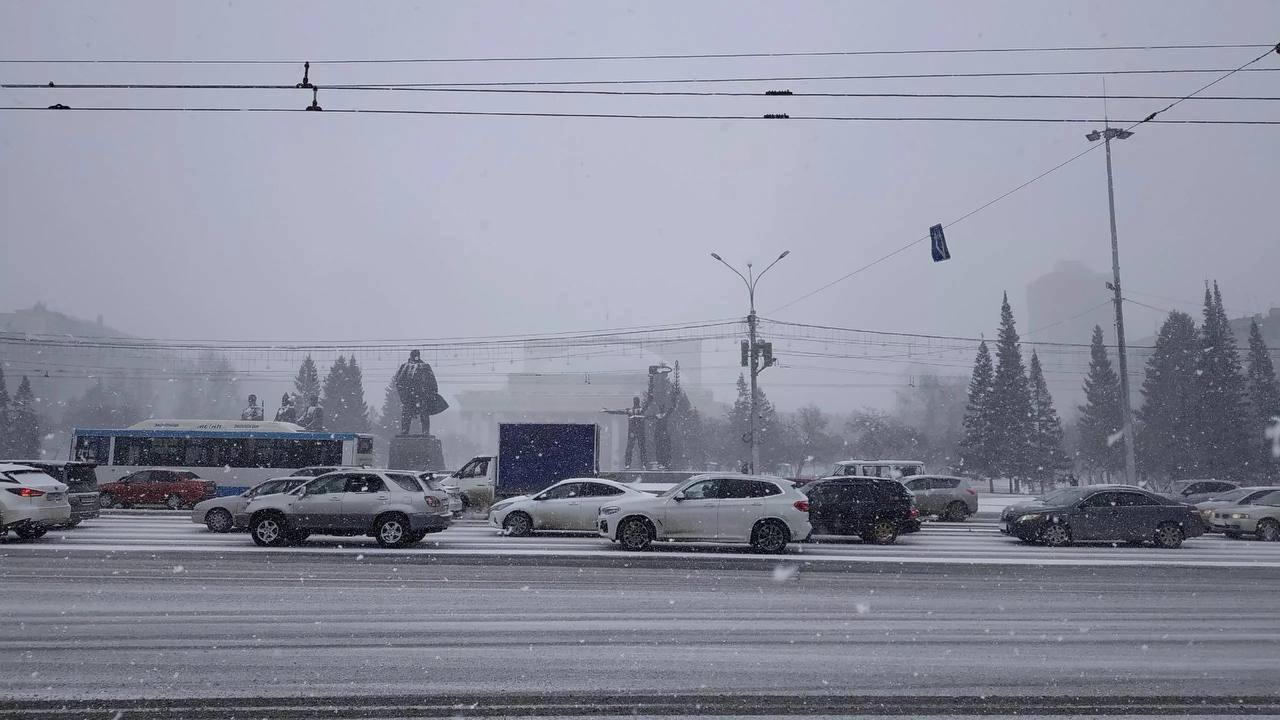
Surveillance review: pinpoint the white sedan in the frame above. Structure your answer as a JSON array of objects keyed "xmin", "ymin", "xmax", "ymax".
[
  {"xmin": 597, "ymin": 474, "xmax": 812, "ymax": 553},
  {"xmin": 0, "ymin": 463, "xmax": 71, "ymax": 540},
  {"xmin": 489, "ymin": 478, "xmax": 646, "ymax": 536}
]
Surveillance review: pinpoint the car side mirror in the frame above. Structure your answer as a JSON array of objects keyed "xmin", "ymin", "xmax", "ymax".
[
  {"xmin": 532, "ymin": 495, "xmax": 544, "ymax": 501},
  {"xmin": 672, "ymin": 493, "xmax": 685, "ymax": 502}
]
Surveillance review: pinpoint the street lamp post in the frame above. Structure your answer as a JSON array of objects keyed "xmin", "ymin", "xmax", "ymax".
[
  {"xmin": 1086, "ymin": 126, "xmax": 1138, "ymax": 486},
  {"xmin": 710, "ymin": 250, "xmax": 790, "ymax": 474}
]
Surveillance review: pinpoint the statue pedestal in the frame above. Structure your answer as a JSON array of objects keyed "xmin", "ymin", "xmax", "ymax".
[{"xmin": 389, "ymin": 434, "xmax": 446, "ymax": 471}]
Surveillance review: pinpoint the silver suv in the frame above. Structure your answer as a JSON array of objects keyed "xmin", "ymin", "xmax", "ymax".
[
  {"xmin": 900, "ymin": 475, "xmax": 979, "ymax": 521},
  {"xmin": 237, "ymin": 469, "xmax": 451, "ymax": 548}
]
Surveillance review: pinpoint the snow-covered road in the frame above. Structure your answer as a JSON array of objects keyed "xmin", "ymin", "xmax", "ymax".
[
  {"xmin": 3, "ymin": 544, "xmax": 1278, "ymax": 714},
  {"xmin": 6, "ymin": 515, "xmax": 1280, "ymax": 569}
]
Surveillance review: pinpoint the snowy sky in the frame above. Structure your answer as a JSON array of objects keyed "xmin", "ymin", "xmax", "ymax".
[{"xmin": 2, "ymin": 0, "xmax": 1278, "ymax": 409}]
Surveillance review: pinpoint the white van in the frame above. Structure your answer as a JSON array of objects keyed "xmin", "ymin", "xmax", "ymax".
[{"xmin": 830, "ymin": 460, "xmax": 924, "ymax": 480}]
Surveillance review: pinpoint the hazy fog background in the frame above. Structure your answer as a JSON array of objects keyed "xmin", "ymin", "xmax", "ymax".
[{"xmin": 2, "ymin": 0, "xmax": 1278, "ymax": 410}]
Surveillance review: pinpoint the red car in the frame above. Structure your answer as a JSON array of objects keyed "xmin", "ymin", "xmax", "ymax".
[{"xmin": 98, "ymin": 470, "xmax": 217, "ymax": 509}]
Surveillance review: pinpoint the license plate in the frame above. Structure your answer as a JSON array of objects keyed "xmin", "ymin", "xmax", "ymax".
[{"xmin": 46, "ymin": 492, "xmax": 65, "ymax": 503}]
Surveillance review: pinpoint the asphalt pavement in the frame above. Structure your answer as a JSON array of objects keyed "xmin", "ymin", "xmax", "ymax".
[{"xmin": 2, "ymin": 516, "xmax": 1279, "ymax": 718}]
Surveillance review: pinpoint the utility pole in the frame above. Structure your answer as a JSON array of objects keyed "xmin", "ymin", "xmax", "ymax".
[
  {"xmin": 711, "ymin": 250, "xmax": 790, "ymax": 474},
  {"xmin": 1086, "ymin": 126, "xmax": 1138, "ymax": 486}
]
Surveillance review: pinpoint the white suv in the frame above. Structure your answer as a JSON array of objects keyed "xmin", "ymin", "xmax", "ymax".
[
  {"xmin": 0, "ymin": 463, "xmax": 71, "ymax": 540},
  {"xmin": 597, "ymin": 474, "xmax": 811, "ymax": 553}
]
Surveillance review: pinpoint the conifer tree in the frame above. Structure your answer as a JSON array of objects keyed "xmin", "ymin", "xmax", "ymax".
[
  {"xmin": 1027, "ymin": 351, "xmax": 1065, "ymax": 489},
  {"xmin": 1195, "ymin": 282, "xmax": 1251, "ymax": 477},
  {"xmin": 1078, "ymin": 325, "xmax": 1124, "ymax": 477},
  {"xmin": 322, "ymin": 355, "xmax": 370, "ymax": 433},
  {"xmin": 1245, "ymin": 318, "xmax": 1280, "ymax": 469},
  {"xmin": 958, "ymin": 341, "xmax": 996, "ymax": 481},
  {"xmin": 11, "ymin": 376, "xmax": 41, "ymax": 457},
  {"xmin": 1137, "ymin": 311, "xmax": 1201, "ymax": 480},
  {"xmin": 0, "ymin": 365, "xmax": 10, "ymax": 456},
  {"xmin": 294, "ymin": 355, "xmax": 322, "ymax": 405},
  {"xmin": 989, "ymin": 293, "xmax": 1034, "ymax": 489}
]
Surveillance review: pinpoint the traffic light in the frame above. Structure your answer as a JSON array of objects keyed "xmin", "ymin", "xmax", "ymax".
[
  {"xmin": 759, "ymin": 341, "xmax": 774, "ymax": 368},
  {"xmin": 740, "ymin": 340, "xmax": 750, "ymax": 367}
]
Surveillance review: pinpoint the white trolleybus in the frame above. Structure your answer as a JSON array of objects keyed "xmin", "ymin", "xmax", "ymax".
[{"xmin": 71, "ymin": 420, "xmax": 376, "ymax": 495}]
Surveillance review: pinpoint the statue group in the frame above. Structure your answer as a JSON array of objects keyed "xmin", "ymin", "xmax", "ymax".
[{"xmin": 603, "ymin": 364, "xmax": 675, "ymax": 469}]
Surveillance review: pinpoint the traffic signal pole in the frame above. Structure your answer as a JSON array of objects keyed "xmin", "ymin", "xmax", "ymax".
[
  {"xmin": 712, "ymin": 251, "xmax": 790, "ymax": 475},
  {"xmin": 747, "ymin": 306, "xmax": 761, "ymax": 474}
]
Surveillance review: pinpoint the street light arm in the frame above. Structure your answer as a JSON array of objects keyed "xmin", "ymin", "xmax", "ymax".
[
  {"xmin": 754, "ymin": 250, "xmax": 792, "ymax": 288},
  {"xmin": 711, "ymin": 253, "xmax": 753, "ymax": 295}
]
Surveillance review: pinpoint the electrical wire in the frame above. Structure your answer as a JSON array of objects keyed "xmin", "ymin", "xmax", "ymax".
[
  {"xmin": 767, "ymin": 44, "xmax": 1280, "ymax": 314},
  {"xmin": 1, "ymin": 42, "xmax": 1271, "ymax": 65},
  {"xmin": 312, "ymin": 67, "xmax": 1280, "ymax": 87},
  {"xmin": 6, "ymin": 105, "xmax": 1279, "ymax": 124},
  {"xmin": 12, "ymin": 83, "xmax": 1280, "ymax": 102}
]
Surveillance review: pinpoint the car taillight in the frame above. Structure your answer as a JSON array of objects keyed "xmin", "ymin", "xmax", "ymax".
[
  {"xmin": 424, "ymin": 495, "xmax": 441, "ymax": 508},
  {"xmin": 793, "ymin": 500, "xmax": 810, "ymax": 512},
  {"xmin": 909, "ymin": 506, "xmax": 919, "ymax": 518},
  {"xmin": 966, "ymin": 488, "xmax": 977, "ymax": 496},
  {"xmin": 6, "ymin": 487, "xmax": 45, "ymax": 498}
]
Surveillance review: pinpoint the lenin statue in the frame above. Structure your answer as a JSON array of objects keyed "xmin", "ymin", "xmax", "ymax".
[{"xmin": 394, "ymin": 350, "xmax": 449, "ymax": 435}]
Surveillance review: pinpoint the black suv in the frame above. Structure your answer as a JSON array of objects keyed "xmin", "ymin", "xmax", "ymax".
[
  {"xmin": 802, "ymin": 476, "xmax": 919, "ymax": 544},
  {"xmin": 5, "ymin": 460, "xmax": 100, "ymax": 527}
]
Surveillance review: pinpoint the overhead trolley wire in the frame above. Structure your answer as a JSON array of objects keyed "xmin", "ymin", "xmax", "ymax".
[
  {"xmin": 9, "ymin": 82, "xmax": 1280, "ymax": 102},
  {"xmin": 0, "ymin": 42, "xmax": 1271, "ymax": 65},
  {"xmin": 5, "ymin": 105, "xmax": 1279, "ymax": 124},
  {"xmin": 767, "ymin": 43, "xmax": 1280, "ymax": 314}
]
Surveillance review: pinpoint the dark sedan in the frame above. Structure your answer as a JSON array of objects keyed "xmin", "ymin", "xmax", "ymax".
[{"xmin": 1000, "ymin": 485, "xmax": 1206, "ymax": 548}]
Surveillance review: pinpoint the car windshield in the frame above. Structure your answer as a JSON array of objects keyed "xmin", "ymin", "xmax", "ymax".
[
  {"xmin": 1207, "ymin": 488, "xmax": 1252, "ymax": 502},
  {"xmin": 1038, "ymin": 488, "xmax": 1088, "ymax": 505}
]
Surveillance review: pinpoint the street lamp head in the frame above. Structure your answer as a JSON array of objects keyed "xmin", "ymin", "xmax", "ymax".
[
  {"xmin": 1115, "ymin": 129, "xmax": 1134, "ymax": 140},
  {"xmin": 1085, "ymin": 130, "xmax": 1102, "ymax": 142},
  {"xmin": 777, "ymin": 250, "xmax": 791, "ymax": 260},
  {"xmin": 710, "ymin": 252, "xmax": 723, "ymax": 261}
]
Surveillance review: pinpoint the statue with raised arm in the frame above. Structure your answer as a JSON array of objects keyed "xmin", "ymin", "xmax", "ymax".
[{"xmin": 603, "ymin": 396, "xmax": 647, "ymax": 469}]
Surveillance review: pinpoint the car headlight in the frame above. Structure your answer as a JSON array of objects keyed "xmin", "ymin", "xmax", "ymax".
[
  {"xmin": 1016, "ymin": 514, "xmax": 1041, "ymax": 523},
  {"xmin": 600, "ymin": 506, "xmax": 621, "ymax": 516},
  {"xmin": 490, "ymin": 500, "xmax": 515, "ymax": 513},
  {"xmin": 1230, "ymin": 512, "xmax": 1250, "ymax": 519}
]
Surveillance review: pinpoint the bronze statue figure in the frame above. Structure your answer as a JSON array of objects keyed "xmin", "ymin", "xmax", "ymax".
[{"xmin": 395, "ymin": 350, "xmax": 448, "ymax": 436}]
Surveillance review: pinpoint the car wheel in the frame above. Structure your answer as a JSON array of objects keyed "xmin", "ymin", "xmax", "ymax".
[
  {"xmin": 1255, "ymin": 519, "xmax": 1280, "ymax": 542},
  {"xmin": 288, "ymin": 530, "xmax": 311, "ymax": 544},
  {"xmin": 374, "ymin": 514, "xmax": 411, "ymax": 548},
  {"xmin": 1154, "ymin": 522, "xmax": 1185, "ymax": 549},
  {"xmin": 863, "ymin": 518, "xmax": 899, "ymax": 545},
  {"xmin": 13, "ymin": 524, "xmax": 48, "ymax": 540},
  {"xmin": 502, "ymin": 511, "xmax": 533, "ymax": 537},
  {"xmin": 99, "ymin": 493, "xmax": 118, "ymax": 509},
  {"xmin": 204, "ymin": 508, "xmax": 234, "ymax": 533},
  {"xmin": 618, "ymin": 517, "xmax": 654, "ymax": 551},
  {"xmin": 404, "ymin": 530, "xmax": 427, "ymax": 545},
  {"xmin": 1039, "ymin": 522, "xmax": 1072, "ymax": 547},
  {"xmin": 250, "ymin": 513, "xmax": 291, "ymax": 547},
  {"xmin": 945, "ymin": 501, "xmax": 971, "ymax": 522},
  {"xmin": 750, "ymin": 519, "xmax": 790, "ymax": 554},
  {"xmin": 65, "ymin": 519, "xmax": 82, "ymax": 528},
  {"xmin": 165, "ymin": 494, "xmax": 184, "ymax": 510}
]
